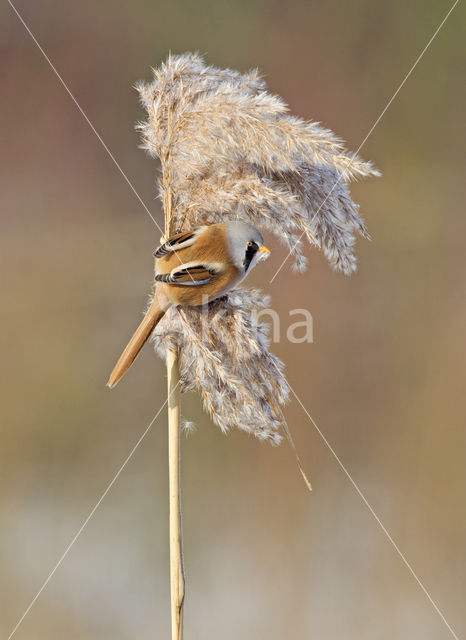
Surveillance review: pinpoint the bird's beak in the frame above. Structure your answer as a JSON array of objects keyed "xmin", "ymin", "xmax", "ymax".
[{"xmin": 258, "ymin": 246, "xmax": 270, "ymax": 254}]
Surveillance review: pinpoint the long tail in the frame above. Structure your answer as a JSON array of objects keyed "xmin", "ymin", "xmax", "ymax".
[{"xmin": 107, "ymin": 296, "xmax": 167, "ymax": 388}]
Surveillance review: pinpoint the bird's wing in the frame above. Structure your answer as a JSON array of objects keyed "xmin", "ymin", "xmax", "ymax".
[
  {"xmin": 154, "ymin": 227, "xmax": 206, "ymax": 258},
  {"xmin": 154, "ymin": 261, "xmax": 223, "ymax": 287}
]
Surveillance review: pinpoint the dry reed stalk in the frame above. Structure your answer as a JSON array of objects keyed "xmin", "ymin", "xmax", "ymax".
[
  {"xmin": 162, "ymin": 103, "xmax": 185, "ymax": 640},
  {"xmin": 166, "ymin": 346, "xmax": 184, "ymax": 640}
]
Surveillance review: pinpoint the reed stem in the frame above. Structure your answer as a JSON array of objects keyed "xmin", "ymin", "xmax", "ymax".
[
  {"xmin": 162, "ymin": 110, "xmax": 185, "ymax": 638},
  {"xmin": 167, "ymin": 346, "xmax": 184, "ymax": 640}
]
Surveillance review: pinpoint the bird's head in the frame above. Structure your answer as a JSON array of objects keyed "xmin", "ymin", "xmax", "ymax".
[{"xmin": 225, "ymin": 221, "xmax": 270, "ymax": 273}]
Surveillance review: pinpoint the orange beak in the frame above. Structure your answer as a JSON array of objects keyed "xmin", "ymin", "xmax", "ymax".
[{"xmin": 258, "ymin": 246, "xmax": 271, "ymax": 254}]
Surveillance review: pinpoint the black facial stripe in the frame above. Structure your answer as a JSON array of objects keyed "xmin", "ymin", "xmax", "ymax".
[{"xmin": 243, "ymin": 242, "xmax": 258, "ymax": 271}]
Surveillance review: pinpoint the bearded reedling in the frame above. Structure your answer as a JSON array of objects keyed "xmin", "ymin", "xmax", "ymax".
[{"xmin": 107, "ymin": 222, "xmax": 270, "ymax": 388}]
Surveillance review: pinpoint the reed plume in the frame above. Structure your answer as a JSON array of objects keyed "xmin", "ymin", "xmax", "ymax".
[
  {"xmin": 152, "ymin": 289, "xmax": 288, "ymax": 444},
  {"xmin": 136, "ymin": 51, "xmax": 378, "ymax": 443},
  {"xmin": 136, "ymin": 52, "xmax": 379, "ymax": 274}
]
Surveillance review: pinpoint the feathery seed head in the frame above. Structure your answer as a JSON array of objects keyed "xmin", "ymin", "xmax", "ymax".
[
  {"xmin": 151, "ymin": 289, "xmax": 288, "ymax": 445},
  {"xmin": 138, "ymin": 53, "xmax": 378, "ymax": 444},
  {"xmin": 136, "ymin": 52, "xmax": 379, "ymax": 274}
]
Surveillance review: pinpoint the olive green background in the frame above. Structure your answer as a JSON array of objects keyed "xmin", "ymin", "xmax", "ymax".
[{"xmin": 1, "ymin": 1, "xmax": 465, "ymax": 638}]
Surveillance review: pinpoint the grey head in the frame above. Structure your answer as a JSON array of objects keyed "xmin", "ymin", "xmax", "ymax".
[{"xmin": 225, "ymin": 221, "xmax": 270, "ymax": 273}]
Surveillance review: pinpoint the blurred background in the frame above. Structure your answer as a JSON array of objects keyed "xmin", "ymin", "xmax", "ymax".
[{"xmin": 1, "ymin": 1, "xmax": 465, "ymax": 638}]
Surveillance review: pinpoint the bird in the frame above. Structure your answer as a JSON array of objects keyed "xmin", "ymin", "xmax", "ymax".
[{"xmin": 107, "ymin": 221, "xmax": 270, "ymax": 388}]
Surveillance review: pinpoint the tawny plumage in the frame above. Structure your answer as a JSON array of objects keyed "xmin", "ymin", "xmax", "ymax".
[{"xmin": 107, "ymin": 222, "xmax": 270, "ymax": 388}]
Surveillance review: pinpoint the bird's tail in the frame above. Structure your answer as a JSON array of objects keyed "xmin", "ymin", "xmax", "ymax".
[{"xmin": 107, "ymin": 295, "xmax": 168, "ymax": 388}]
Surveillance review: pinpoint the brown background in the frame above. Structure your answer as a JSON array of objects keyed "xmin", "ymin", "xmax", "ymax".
[{"xmin": 1, "ymin": 1, "xmax": 465, "ymax": 638}]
